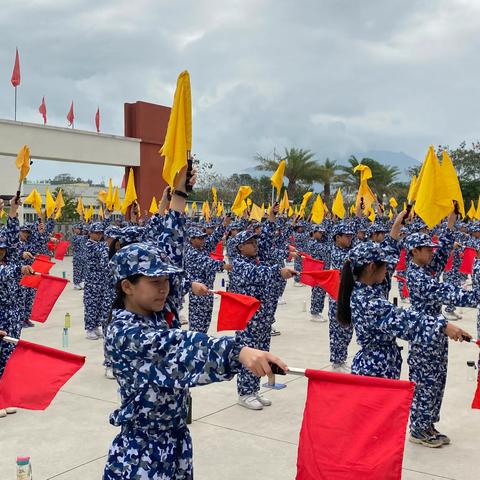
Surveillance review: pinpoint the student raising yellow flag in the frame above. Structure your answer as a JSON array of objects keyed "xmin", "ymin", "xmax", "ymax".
[
  {"xmin": 353, "ymin": 164, "xmax": 376, "ymax": 213},
  {"xmin": 54, "ymin": 190, "xmax": 65, "ymax": 220},
  {"xmin": 45, "ymin": 188, "xmax": 56, "ymax": 218},
  {"xmin": 249, "ymin": 203, "xmax": 264, "ymax": 222},
  {"xmin": 299, "ymin": 191, "xmax": 313, "ymax": 215},
  {"xmin": 231, "ymin": 186, "xmax": 252, "ymax": 216},
  {"xmin": 160, "ymin": 71, "xmax": 192, "ymax": 187},
  {"xmin": 15, "ymin": 145, "xmax": 31, "ymax": 183},
  {"xmin": 76, "ymin": 197, "xmax": 85, "ymax": 218},
  {"xmin": 331, "ymin": 188, "xmax": 345, "ymax": 219},
  {"xmin": 271, "ymin": 160, "xmax": 286, "ymax": 198},
  {"xmin": 279, "ymin": 190, "xmax": 289, "ymax": 212},
  {"xmin": 121, "ymin": 168, "xmax": 138, "ymax": 214},
  {"xmin": 311, "ymin": 195, "xmax": 325, "ymax": 224},
  {"xmin": 25, "ymin": 188, "xmax": 43, "ymax": 216}
]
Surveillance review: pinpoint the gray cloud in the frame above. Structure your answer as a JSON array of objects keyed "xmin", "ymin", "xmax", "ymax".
[{"xmin": 1, "ymin": 0, "xmax": 479, "ymax": 181}]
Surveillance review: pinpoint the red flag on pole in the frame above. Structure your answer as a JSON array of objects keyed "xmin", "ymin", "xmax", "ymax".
[
  {"xmin": 215, "ymin": 291, "xmax": 260, "ymax": 331},
  {"xmin": 300, "ymin": 269, "xmax": 340, "ymax": 299},
  {"xmin": 296, "ymin": 370, "xmax": 415, "ymax": 480},
  {"xmin": 0, "ymin": 339, "xmax": 85, "ymax": 410},
  {"xmin": 39, "ymin": 96, "xmax": 47, "ymax": 124},
  {"xmin": 11, "ymin": 48, "xmax": 20, "ymax": 87},
  {"xmin": 36, "ymin": 254, "xmax": 51, "ymax": 262},
  {"xmin": 393, "ymin": 275, "xmax": 410, "ymax": 298},
  {"xmin": 444, "ymin": 253, "xmax": 454, "ymax": 272},
  {"xmin": 472, "ymin": 374, "xmax": 480, "ymax": 409},
  {"xmin": 459, "ymin": 247, "xmax": 476, "ymax": 274},
  {"xmin": 19, "ymin": 274, "xmax": 42, "ymax": 288},
  {"xmin": 30, "ymin": 275, "xmax": 69, "ymax": 323},
  {"xmin": 301, "ymin": 256, "xmax": 325, "ymax": 272},
  {"xmin": 31, "ymin": 256, "xmax": 55, "ymax": 274},
  {"xmin": 210, "ymin": 241, "xmax": 224, "ymax": 261},
  {"xmin": 395, "ymin": 248, "xmax": 406, "ymax": 271},
  {"xmin": 67, "ymin": 101, "xmax": 74, "ymax": 127},
  {"xmin": 54, "ymin": 240, "xmax": 71, "ymax": 260},
  {"xmin": 95, "ymin": 107, "xmax": 100, "ymax": 133}
]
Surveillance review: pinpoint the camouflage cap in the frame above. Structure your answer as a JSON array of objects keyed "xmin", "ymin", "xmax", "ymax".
[
  {"xmin": 348, "ymin": 240, "xmax": 387, "ymax": 267},
  {"xmin": 404, "ymin": 232, "xmax": 437, "ymax": 251}
]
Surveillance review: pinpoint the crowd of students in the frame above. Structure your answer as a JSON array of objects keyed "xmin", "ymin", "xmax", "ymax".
[{"xmin": 0, "ymin": 165, "xmax": 479, "ymax": 478}]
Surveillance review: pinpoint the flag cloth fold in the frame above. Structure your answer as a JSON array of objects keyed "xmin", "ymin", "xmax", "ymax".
[
  {"xmin": 249, "ymin": 203, "xmax": 264, "ymax": 222},
  {"xmin": 54, "ymin": 241, "xmax": 71, "ymax": 261},
  {"xmin": 215, "ymin": 291, "xmax": 260, "ymax": 331},
  {"xmin": 271, "ymin": 159, "xmax": 286, "ymax": 197},
  {"xmin": 15, "ymin": 145, "xmax": 30, "ymax": 183},
  {"xmin": 11, "ymin": 48, "xmax": 20, "ymax": 87},
  {"xmin": 149, "ymin": 196, "xmax": 159, "ymax": 214},
  {"xmin": 459, "ymin": 247, "xmax": 477, "ymax": 274},
  {"xmin": 0, "ymin": 339, "xmax": 85, "ymax": 410},
  {"xmin": 19, "ymin": 275, "xmax": 42, "ymax": 288},
  {"xmin": 32, "ymin": 257, "xmax": 55, "ymax": 274},
  {"xmin": 160, "ymin": 70, "xmax": 192, "ymax": 187},
  {"xmin": 300, "ymin": 270, "xmax": 340, "ymax": 299},
  {"xmin": 30, "ymin": 275, "xmax": 69, "ymax": 323},
  {"xmin": 39, "ymin": 96, "xmax": 47, "ymax": 124},
  {"xmin": 331, "ymin": 189, "xmax": 345, "ymax": 219},
  {"xmin": 301, "ymin": 256, "xmax": 325, "ymax": 272},
  {"xmin": 296, "ymin": 369, "xmax": 415, "ymax": 480}
]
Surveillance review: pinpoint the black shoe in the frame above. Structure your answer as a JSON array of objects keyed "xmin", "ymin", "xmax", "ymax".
[
  {"xmin": 429, "ymin": 425, "xmax": 451, "ymax": 445},
  {"xmin": 409, "ymin": 430, "xmax": 443, "ymax": 448}
]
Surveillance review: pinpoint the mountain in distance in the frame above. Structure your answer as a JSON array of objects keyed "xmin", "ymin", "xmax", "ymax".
[{"xmin": 242, "ymin": 150, "xmax": 419, "ymax": 182}]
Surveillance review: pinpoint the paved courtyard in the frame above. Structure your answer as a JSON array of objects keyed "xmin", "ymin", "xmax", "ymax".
[{"xmin": 1, "ymin": 257, "xmax": 479, "ymax": 479}]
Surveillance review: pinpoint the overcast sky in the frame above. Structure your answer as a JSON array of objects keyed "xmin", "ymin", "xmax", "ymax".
[{"xmin": 1, "ymin": 0, "xmax": 479, "ymax": 184}]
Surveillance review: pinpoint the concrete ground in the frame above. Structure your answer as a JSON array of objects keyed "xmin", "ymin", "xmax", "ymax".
[{"xmin": 1, "ymin": 257, "xmax": 479, "ymax": 479}]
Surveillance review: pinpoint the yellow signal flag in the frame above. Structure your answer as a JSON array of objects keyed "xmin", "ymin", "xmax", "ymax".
[
  {"xmin": 324, "ymin": 201, "xmax": 329, "ymax": 213},
  {"xmin": 246, "ymin": 198, "xmax": 252, "ymax": 207},
  {"xmin": 349, "ymin": 204, "xmax": 355, "ymax": 215},
  {"xmin": 54, "ymin": 190, "xmax": 65, "ymax": 220},
  {"xmin": 25, "ymin": 188, "xmax": 43, "ymax": 216},
  {"xmin": 368, "ymin": 208, "xmax": 376, "ymax": 222},
  {"xmin": 97, "ymin": 190, "xmax": 107, "ymax": 204},
  {"xmin": 231, "ymin": 186, "xmax": 252, "ymax": 216},
  {"xmin": 98, "ymin": 204, "xmax": 105, "ymax": 220},
  {"xmin": 112, "ymin": 187, "xmax": 121, "ymax": 212},
  {"xmin": 15, "ymin": 145, "xmax": 31, "ymax": 183},
  {"xmin": 84, "ymin": 204, "xmax": 94, "ymax": 222},
  {"xmin": 388, "ymin": 208, "xmax": 394, "ymax": 220},
  {"xmin": 106, "ymin": 179, "xmax": 114, "ymax": 210},
  {"xmin": 299, "ymin": 191, "xmax": 313, "ymax": 215},
  {"xmin": 271, "ymin": 159, "xmax": 286, "ymax": 198},
  {"xmin": 202, "ymin": 201, "xmax": 211, "ymax": 221},
  {"xmin": 353, "ymin": 164, "xmax": 373, "ymax": 182},
  {"xmin": 331, "ymin": 188, "xmax": 346, "ymax": 219},
  {"xmin": 192, "ymin": 201, "xmax": 197, "ymax": 212},
  {"xmin": 0, "ymin": 208, "xmax": 5, "ymax": 219},
  {"xmin": 441, "ymin": 151, "xmax": 465, "ymax": 218},
  {"xmin": 160, "ymin": 70, "xmax": 192, "ymax": 187},
  {"xmin": 260, "ymin": 202, "xmax": 265, "ymax": 211},
  {"xmin": 217, "ymin": 201, "xmax": 224, "ymax": 216},
  {"xmin": 76, "ymin": 197, "xmax": 85, "ymax": 217},
  {"xmin": 45, "ymin": 188, "xmax": 56, "ymax": 218},
  {"xmin": 249, "ymin": 203, "xmax": 264, "ymax": 222},
  {"xmin": 311, "ymin": 195, "xmax": 325, "ymax": 224},
  {"xmin": 389, "ymin": 197, "xmax": 398, "ymax": 209},
  {"xmin": 149, "ymin": 196, "xmax": 159, "ymax": 215},
  {"xmin": 279, "ymin": 190, "xmax": 289, "ymax": 212},
  {"xmin": 414, "ymin": 147, "xmax": 453, "ymax": 228},
  {"xmin": 403, "ymin": 201, "xmax": 407, "ymax": 211},
  {"xmin": 409, "ymin": 146, "xmax": 438, "ymax": 203},
  {"xmin": 288, "ymin": 205, "xmax": 294, "ymax": 217},
  {"xmin": 267, "ymin": 203, "xmax": 271, "ymax": 215},
  {"xmin": 407, "ymin": 175, "xmax": 417, "ymax": 203},
  {"xmin": 211, "ymin": 187, "xmax": 218, "ymax": 205},
  {"xmin": 467, "ymin": 200, "xmax": 476, "ymax": 219},
  {"xmin": 184, "ymin": 203, "xmax": 190, "ymax": 214},
  {"xmin": 476, "ymin": 196, "xmax": 480, "ymax": 221},
  {"xmin": 121, "ymin": 168, "xmax": 138, "ymax": 214},
  {"xmin": 294, "ymin": 205, "xmax": 299, "ymax": 216}
]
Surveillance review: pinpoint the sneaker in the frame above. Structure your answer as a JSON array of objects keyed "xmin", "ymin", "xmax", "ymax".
[
  {"xmin": 332, "ymin": 362, "xmax": 350, "ymax": 373},
  {"xmin": 0, "ymin": 409, "xmax": 6, "ymax": 418},
  {"xmin": 105, "ymin": 367, "xmax": 115, "ymax": 380},
  {"xmin": 310, "ymin": 314, "xmax": 326, "ymax": 323},
  {"xmin": 179, "ymin": 314, "xmax": 188, "ymax": 326},
  {"xmin": 271, "ymin": 327, "xmax": 281, "ymax": 336},
  {"xmin": 23, "ymin": 320, "xmax": 35, "ymax": 328},
  {"xmin": 278, "ymin": 297, "xmax": 287, "ymax": 305},
  {"xmin": 5, "ymin": 407, "xmax": 17, "ymax": 414},
  {"xmin": 294, "ymin": 282, "xmax": 305, "ymax": 288},
  {"xmin": 430, "ymin": 426, "xmax": 451, "ymax": 445},
  {"xmin": 85, "ymin": 330, "xmax": 99, "ymax": 340},
  {"xmin": 238, "ymin": 394, "xmax": 263, "ymax": 410},
  {"xmin": 409, "ymin": 430, "xmax": 443, "ymax": 448},
  {"xmin": 94, "ymin": 327, "xmax": 104, "ymax": 338},
  {"xmin": 255, "ymin": 393, "xmax": 272, "ymax": 406},
  {"xmin": 444, "ymin": 311, "xmax": 458, "ymax": 321}
]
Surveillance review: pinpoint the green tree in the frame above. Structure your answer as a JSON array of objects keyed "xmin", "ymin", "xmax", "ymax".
[
  {"xmin": 317, "ymin": 158, "xmax": 338, "ymax": 204},
  {"xmin": 254, "ymin": 148, "xmax": 320, "ymax": 199},
  {"xmin": 53, "ymin": 187, "xmax": 79, "ymax": 222}
]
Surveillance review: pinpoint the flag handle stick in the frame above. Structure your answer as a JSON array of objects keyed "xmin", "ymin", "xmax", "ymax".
[
  {"xmin": 287, "ymin": 367, "xmax": 306, "ymax": 376},
  {"xmin": 14, "ymin": 86, "xmax": 17, "ymax": 121},
  {"xmin": 462, "ymin": 335, "xmax": 480, "ymax": 346},
  {"xmin": 2, "ymin": 335, "xmax": 18, "ymax": 345}
]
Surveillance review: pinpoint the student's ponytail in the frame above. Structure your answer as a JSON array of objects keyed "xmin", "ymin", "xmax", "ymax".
[{"xmin": 336, "ymin": 260, "xmax": 355, "ymax": 327}]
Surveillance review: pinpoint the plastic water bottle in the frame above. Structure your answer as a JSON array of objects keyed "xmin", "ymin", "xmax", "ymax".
[
  {"xmin": 62, "ymin": 328, "xmax": 69, "ymax": 348},
  {"xmin": 62, "ymin": 313, "xmax": 71, "ymax": 348},
  {"xmin": 302, "ymin": 300, "xmax": 307, "ymax": 312},
  {"xmin": 16, "ymin": 456, "xmax": 32, "ymax": 480},
  {"xmin": 64, "ymin": 313, "xmax": 71, "ymax": 328}
]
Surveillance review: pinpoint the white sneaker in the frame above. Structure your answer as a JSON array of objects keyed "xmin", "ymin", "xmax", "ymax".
[
  {"xmin": 271, "ymin": 327, "xmax": 281, "ymax": 336},
  {"xmin": 5, "ymin": 407, "xmax": 17, "ymax": 414},
  {"xmin": 278, "ymin": 297, "xmax": 287, "ymax": 305},
  {"xmin": 255, "ymin": 393, "xmax": 272, "ymax": 406},
  {"xmin": 332, "ymin": 362, "xmax": 350, "ymax": 373},
  {"xmin": 444, "ymin": 311, "xmax": 458, "ymax": 321},
  {"xmin": 310, "ymin": 314, "xmax": 326, "ymax": 323},
  {"xmin": 179, "ymin": 314, "xmax": 188, "ymax": 326},
  {"xmin": 95, "ymin": 327, "xmax": 104, "ymax": 338},
  {"xmin": 0, "ymin": 409, "xmax": 6, "ymax": 418},
  {"xmin": 105, "ymin": 367, "xmax": 115, "ymax": 380},
  {"xmin": 238, "ymin": 394, "xmax": 263, "ymax": 410},
  {"xmin": 294, "ymin": 282, "xmax": 305, "ymax": 288},
  {"xmin": 85, "ymin": 330, "xmax": 99, "ymax": 340}
]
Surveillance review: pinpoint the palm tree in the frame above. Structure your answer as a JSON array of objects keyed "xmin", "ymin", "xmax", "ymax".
[
  {"xmin": 255, "ymin": 148, "xmax": 319, "ymax": 198},
  {"xmin": 337, "ymin": 156, "xmax": 402, "ymax": 199},
  {"xmin": 317, "ymin": 158, "xmax": 338, "ymax": 204}
]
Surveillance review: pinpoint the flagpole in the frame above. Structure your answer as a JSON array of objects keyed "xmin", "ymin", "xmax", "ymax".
[
  {"xmin": 14, "ymin": 87, "xmax": 17, "ymax": 121},
  {"xmin": 1, "ymin": 335, "xmax": 18, "ymax": 345}
]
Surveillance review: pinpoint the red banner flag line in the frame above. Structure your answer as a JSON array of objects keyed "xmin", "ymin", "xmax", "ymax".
[
  {"xmin": 300, "ymin": 269, "xmax": 340, "ymax": 300},
  {"xmin": 296, "ymin": 369, "xmax": 415, "ymax": 480},
  {"xmin": 30, "ymin": 274, "xmax": 69, "ymax": 323},
  {"xmin": 67, "ymin": 101, "xmax": 74, "ymax": 127},
  {"xmin": 213, "ymin": 290, "xmax": 260, "ymax": 331},
  {"xmin": 95, "ymin": 107, "xmax": 100, "ymax": 132},
  {"xmin": 39, "ymin": 96, "xmax": 47, "ymax": 124},
  {"xmin": 459, "ymin": 247, "xmax": 476, "ymax": 275},
  {"xmin": 54, "ymin": 240, "xmax": 71, "ymax": 260},
  {"xmin": 0, "ymin": 336, "xmax": 85, "ymax": 410},
  {"xmin": 11, "ymin": 48, "xmax": 20, "ymax": 87},
  {"xmin": 301, "ymin": 256, "xmax": 325, "ymax": 272}
]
